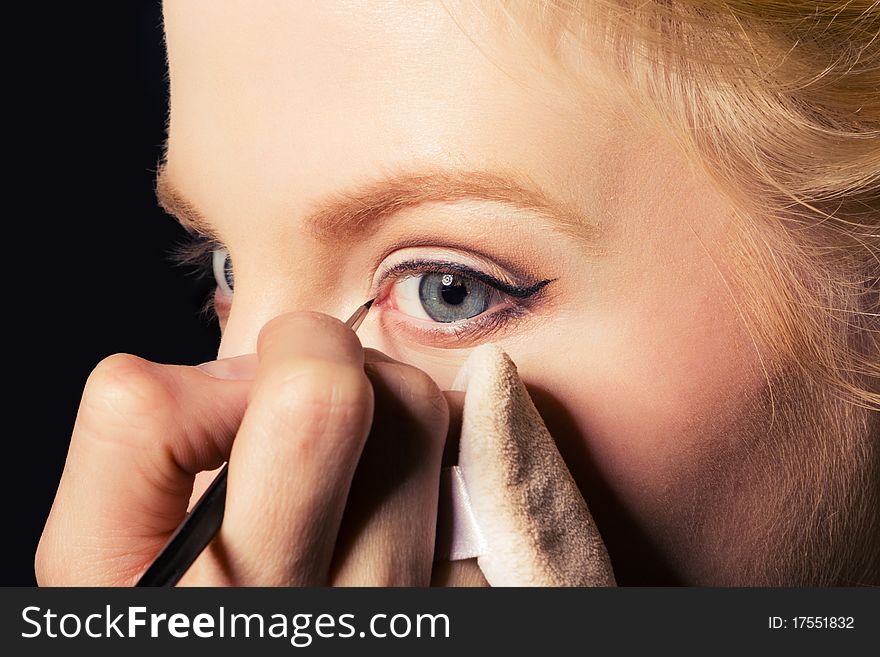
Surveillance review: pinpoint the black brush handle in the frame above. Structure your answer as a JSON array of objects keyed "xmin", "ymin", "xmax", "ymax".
[{"xmin": 135, "ymin": 463, "xmax": 228, "ymax": 587}]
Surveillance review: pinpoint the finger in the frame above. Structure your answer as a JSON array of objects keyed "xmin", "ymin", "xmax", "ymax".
[
  {"xmin": 432, "ymin": 389, "xmax": 490, "ymax": 587},
  {"xmin": 214, "ymin": 311, "xmax": 374, "ymax": 586},
  {"xmin": 430, "ymin": 558, "xmax": 489, "ymax": 587},
  {"xmin": 353, "ymin": 367, "xmax": 487, "ymax": 587},
  {"xmin": 329, "ymin": 354, "xmax": 448, "ymax": 586},
  {"xmin": 36, "ymin": 353, "xmax": 256, "ymax": 586},
  {"xmin": 441, "ymin": 389, "xmax": 463, "ymax": 467}
]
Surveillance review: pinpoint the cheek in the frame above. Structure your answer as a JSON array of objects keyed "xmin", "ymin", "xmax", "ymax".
[
  {"xmin": 537, "ymin": 160, "xmax": 772, "ymax": 520},
  {"xmin": 507, "ymin": 285, "xmax": 770, "ymax": 578},
  {"xmin": 533, "ymin": 311, "xmax": 760, "ymax": 515},
  {"xmin": 511, "ymin": 236, "xmax": 766, "ymax": 525}
]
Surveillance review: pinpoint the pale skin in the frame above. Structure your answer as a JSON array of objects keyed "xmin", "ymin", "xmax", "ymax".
[{"xmin": 37, "ymin": 0, "xmax": 784, "ymax": 586}]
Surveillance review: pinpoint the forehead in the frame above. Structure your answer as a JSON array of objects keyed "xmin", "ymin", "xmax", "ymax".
[{"xmin": 161, "ymin": 0, "xmax": 630, "ymax": 240}]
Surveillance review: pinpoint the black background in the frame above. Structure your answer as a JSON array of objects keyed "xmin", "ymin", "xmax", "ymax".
[{"xmin": 7, "ymin": 2, "xmax": 217, "ymax": 585}]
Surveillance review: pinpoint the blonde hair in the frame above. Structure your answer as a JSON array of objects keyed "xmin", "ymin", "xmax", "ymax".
[
  {"xmin": 456, "ymin": 0, "xmax": 880, "ymax": 413},
  {"xmin": 443, "ymin": 0, "xmax": 879, "ymax": 583}
]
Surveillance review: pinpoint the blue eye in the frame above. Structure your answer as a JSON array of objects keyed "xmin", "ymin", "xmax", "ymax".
[
  {"xmin": 212, "ymin": 248, "xmax": 234, "ymax": 296},
  {"xmin": 384, "ymin": 259, "xmax": 555, "ymax": 328},
  {"xmin": 416, "ymin": 272, "xmax": 492, "ymax": 322}
]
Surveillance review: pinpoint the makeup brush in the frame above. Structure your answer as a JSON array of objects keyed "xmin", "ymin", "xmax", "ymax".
[{"xmin": 135, "ymin": 298, "xmax": 375, "ymax": 587}]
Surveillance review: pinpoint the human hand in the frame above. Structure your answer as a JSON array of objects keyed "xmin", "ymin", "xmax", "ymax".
[{"xmin": 36, "ymin": 311, "xmax": 451, "ymax": 586}]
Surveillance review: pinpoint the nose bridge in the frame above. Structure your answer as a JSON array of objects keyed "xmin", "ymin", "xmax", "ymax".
[{"xmin": 214, "ymin": 239, "xmax": 352, "ymax": 357}]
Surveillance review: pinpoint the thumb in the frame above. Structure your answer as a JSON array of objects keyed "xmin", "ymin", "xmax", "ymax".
[
  {"xmin": 451, "ymin": 343, "xmax": 615, "ymax": 587},
  {"xmin": 36, "ymin": 354, "xmax": 256, "ymax": 585}
]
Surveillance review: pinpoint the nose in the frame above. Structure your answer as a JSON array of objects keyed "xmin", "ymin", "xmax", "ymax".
[{"xmin": 214, "ymin": 275, "xmax": 369, "ymax": 359}]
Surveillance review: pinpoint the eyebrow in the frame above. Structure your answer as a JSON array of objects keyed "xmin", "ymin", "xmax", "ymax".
[{"xmin": 155, "ymin": 164, "xmax": 597, "ymax": 245}]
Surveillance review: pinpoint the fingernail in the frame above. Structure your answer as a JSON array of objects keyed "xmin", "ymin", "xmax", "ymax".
[{"xmin": 197, "ymin": 353, "xmax": 258, "ymax": 380}]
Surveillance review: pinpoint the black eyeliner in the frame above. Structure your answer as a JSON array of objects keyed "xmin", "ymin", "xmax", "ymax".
[{"xmin": 377, "ymin": 259, "xmax": 556, "ymax": 299}]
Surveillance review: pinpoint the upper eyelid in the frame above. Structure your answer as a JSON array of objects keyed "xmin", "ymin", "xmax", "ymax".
[
  {"xmin": 167, "ymin": 241, "xmax": 546, "ymax": 341},
  {"xmin": 170, "ymin": 240, "xmax": 554, "ymax": 304},
  {"xmin": 376, "ymin": 260, "xmax": 507, "ymax": 288},
  {"xmin": 377, "ymin": 259, "xmax": 555, "ymax": 299}
]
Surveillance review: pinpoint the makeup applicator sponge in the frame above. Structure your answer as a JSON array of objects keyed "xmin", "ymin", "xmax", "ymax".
[{"xmin": 442, "ymin": 343, "xmax": 615, "ymax": 586}]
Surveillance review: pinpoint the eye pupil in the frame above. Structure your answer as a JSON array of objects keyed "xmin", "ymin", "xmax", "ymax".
[{"xmin": 440, "ymin": 277, "xmax": 467, "ymax": 305}]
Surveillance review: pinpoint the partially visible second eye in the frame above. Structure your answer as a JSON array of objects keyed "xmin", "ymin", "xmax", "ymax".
[
  {"xmin": 212, "ymin": 248, "xmax": 235, "ymax": 296},
  {"xmin": 392, "ymin": 272, "xmax": 498, "ymax": 323}
]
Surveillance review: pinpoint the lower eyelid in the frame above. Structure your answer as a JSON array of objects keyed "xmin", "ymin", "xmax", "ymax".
[
  {"xmin": 213, "ymin": 287, "xmax": 232, "ymax": 318},
  {"xmin": 378, "ymin": 300, "xmax": 526, "ymax": 344}
]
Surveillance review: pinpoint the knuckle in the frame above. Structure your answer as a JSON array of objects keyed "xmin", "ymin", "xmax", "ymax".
[
  {"xmin": 81, "ymin": 354, "xmax": 175, "ymax": 428},
  {"xmin": 400, "ymin": 368, "xmax": 449, "ymax": 447},
  {"xmin": 362, "ymin": 347, "xmax": 394, "ymax": 364},
  {"xmin": 366, "ymin": 362, "xmax": 449, "ymax": 459},
  {"xmin": 260, "ymin": 362, "xmax": 373, "ymax": 444},
  {"xmin": 373, "ymin": 362, "xmax": 449, "ymax": 421},
  {"xmin": 402, "ymin": 366, "xmax": 447, "ymax": 410}
]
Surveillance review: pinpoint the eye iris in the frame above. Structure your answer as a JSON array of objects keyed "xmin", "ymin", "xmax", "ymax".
[
  {"xmin": 418, "ymin": 272, "xmax": 489, "ymax": 322},
  {"xmin": 212, "ymin": 248, "xmax": 235, "ymax": 294},
  {"xmin": 224, "ymin": 256, "xmax": 234, "ymax": 290}
]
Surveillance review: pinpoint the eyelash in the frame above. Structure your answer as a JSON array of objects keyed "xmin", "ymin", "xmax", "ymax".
[
  {"xmin": 374, "ymin": 259, "xmax": 553, "ymax": 343},
  {"xmin": 168, "ymin": 232, "xmax": 227, "ymax": 318},
  {"xmin": 169, "ymin": 233, "xmax": 555, "ymax": 342},
  {"xmin": 169, "ymin": 231, "xmax": 222, "ymax": 271}
]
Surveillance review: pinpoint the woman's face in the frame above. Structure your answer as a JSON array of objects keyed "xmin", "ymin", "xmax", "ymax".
[{"xmin": 161, "ymin": 0, "xmax": 777, "ymax": 583}]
